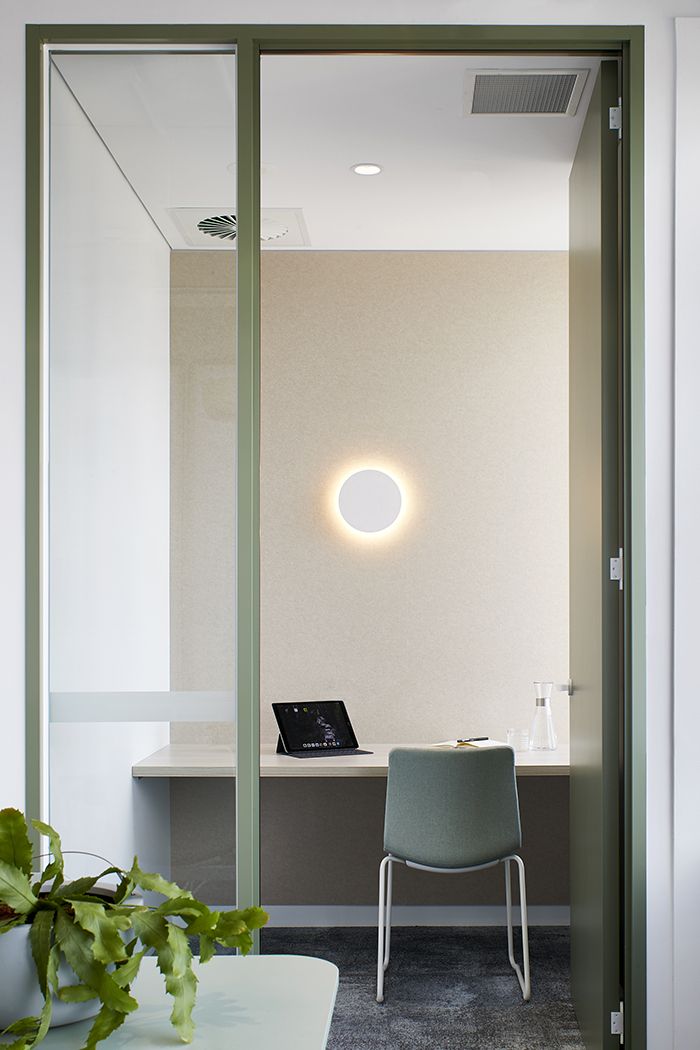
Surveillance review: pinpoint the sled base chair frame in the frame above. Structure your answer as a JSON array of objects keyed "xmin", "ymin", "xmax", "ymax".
[{"xmin": 376, "ymin": 852, "xmax": 531, "ymax": 1003}]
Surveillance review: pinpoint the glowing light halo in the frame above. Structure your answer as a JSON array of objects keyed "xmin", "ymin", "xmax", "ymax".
[{"xmin": 332, "ymin": 464, "xmax": 407, "ymax": 540}]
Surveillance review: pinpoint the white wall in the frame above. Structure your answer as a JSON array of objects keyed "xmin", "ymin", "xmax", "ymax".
[
  {"xmin": 49, "ymin": 70, "xmax": 171, "ymax": 693},
  {"xmin": 0, "ymin": 1, "xmax": 685, "ymax": 1045},
  {"xmin": 47, "ymin": 69, "xmax": 170, "ymax": 872},
  {"xmin": 673, "ymin": 19, "xmax": 700, "ymax": 1050}
]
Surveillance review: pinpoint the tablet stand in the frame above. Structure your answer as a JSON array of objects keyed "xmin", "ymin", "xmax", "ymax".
[{"xmin": 275, "ymin": 735, "xmax": 372, "ymax": 758}]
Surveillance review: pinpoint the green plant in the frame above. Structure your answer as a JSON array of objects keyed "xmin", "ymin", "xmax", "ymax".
[{"xmin": 0, "ymin": 808, "xmax": 268, "ymax": 1049}]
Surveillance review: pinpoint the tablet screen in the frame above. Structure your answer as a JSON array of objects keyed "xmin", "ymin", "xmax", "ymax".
[{"xmin": 272, "ymin": 700, "xmax": 359, "ymax": 753}]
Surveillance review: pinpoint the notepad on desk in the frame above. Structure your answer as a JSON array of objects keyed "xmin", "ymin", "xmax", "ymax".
[{"xmin": 434, "ymin": 738, "xmax": 507, "ymax": 749}]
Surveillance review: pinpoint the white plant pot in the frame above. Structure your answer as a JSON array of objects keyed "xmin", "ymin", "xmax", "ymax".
[{"xmin": 0, "ymin": 924, "xmax": 100, "ymax": 1029}]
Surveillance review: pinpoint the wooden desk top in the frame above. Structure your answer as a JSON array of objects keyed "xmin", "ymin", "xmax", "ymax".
[
  {"xmin": 40, "ymin": 955, "xmax": 338, "ymax": 1050},
  {"xmin": 132, "ymin": 742, "xmax": 570, "ymax": 778}
]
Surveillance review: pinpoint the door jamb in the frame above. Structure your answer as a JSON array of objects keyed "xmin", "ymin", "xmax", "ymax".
[{"xmin": 25, "ymin": 22, "xmax": 645, "ymax": 1048}]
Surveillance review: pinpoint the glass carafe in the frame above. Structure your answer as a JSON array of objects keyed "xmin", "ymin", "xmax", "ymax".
[{"xmin": 529, "ymin": 681, "xmax": 557, "ymax": 751}]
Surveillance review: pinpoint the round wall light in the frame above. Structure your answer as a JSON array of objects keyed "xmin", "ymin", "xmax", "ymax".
[{"xmin": 337, "ymin": 468, "xmax": 403, "ymax": 535}]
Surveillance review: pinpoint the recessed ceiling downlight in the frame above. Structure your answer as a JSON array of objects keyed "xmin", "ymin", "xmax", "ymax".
[
  {"xmin": 352, "ymin": 163, "xmax": 382, "ymax": 176},
  {"xmin": 196, "ymin": 214, "xmax": 290, "ymax": 243}
]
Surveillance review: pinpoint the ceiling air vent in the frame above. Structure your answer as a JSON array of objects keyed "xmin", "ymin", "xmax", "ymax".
[
  {"xmin": 197, "ymin": 214, "xmax": 238, "ymax": 241},
  {"xmin": 196, "ymin": 214, "xmax": 293, "ymax": 243},
  {"xmin": 167, "ymin": 207, "xmax": 310, "ymax": 249},
  {"xmin": 464, "ymin": 69, "xmax": 589, "ymax": 116}
]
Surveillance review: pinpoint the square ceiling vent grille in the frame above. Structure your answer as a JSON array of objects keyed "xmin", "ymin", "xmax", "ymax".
[
  {"xmin": 167, "ymin": 207, "xmax": 310, "ymax": 249},
  {"xmin": 464, "ymin": 69, "xmax": 589, "ymax": 116}
]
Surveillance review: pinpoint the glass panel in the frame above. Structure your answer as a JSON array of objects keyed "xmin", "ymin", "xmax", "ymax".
[
  {"xmin": 258, "ymin": 52, "xmax": 572, "ymax": 941},
  {"xmin": 47, "ymin": 51, "xmax": 237, "ymax": 899}
]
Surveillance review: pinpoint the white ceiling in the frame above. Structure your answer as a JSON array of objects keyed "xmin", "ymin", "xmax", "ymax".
[{"xmin": 53, "ymin": 51, "xmax": 600, "ymax": 251}]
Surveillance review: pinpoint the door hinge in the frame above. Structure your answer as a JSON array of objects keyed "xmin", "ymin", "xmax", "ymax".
[
  {"xmin": 609, "ymin": 99, "xmax": 622, "ymax": 139},
  {"xmin": 611, "ymin": 1001, "xmax": 624, "ymax": 1043},
  {"xmin": 609, "ymin": 548, "xmax": 623, "ymax": 591}
]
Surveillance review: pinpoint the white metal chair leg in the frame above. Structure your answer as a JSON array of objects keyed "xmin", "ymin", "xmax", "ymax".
[
  {"xmin": 377, "ymin": 855, "xmax": 392, "ymax": 1002},
  {"xmin": 383, "ymin": 856, "xmax": 393, "ymax": 972},
  {"xmin": 515, "ymin": 854, "xmax": 531, "ymax": 1001},
  {"xmin": 504, "ymin": 854, "xmax": 531, "ymax": 1001}
]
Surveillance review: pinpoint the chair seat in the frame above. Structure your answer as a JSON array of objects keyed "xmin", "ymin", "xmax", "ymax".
[{"xmin": 404, "ymin": 856, "xmax": 501, "ymax": 874}]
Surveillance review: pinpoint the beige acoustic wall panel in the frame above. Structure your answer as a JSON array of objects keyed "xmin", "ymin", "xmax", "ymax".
[
  {"xmin": 170, "ymin": 254, "xmax": 236, "ymax": 745},
  {"xmin": 170, "ymin": 251, "xmax": 569, "ymax": 750},
  {"xmin": 260, "ymin": 252, "xmax": 569, "ymax": 747}
]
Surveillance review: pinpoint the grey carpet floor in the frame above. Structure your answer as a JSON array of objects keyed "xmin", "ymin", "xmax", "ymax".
[{"xmin": 259, "ymin": 927, "xmax": 584, "ymax": 1050}]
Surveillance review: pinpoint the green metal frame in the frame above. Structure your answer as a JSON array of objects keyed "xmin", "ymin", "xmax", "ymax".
[
  {"xmin": 25, "ymin": 30, "xmax": 43, "ymax": 852},
  {"xmin": 234, "ymin": 37, "xmax": 262, "ymax": 924},
  {"xmin": 621, "ymin": 31, "xmax": 646, "ymax": 1050},
  {"xmin": 25, "ymin": 22, "xmax": 645, "ymax": 1046}
]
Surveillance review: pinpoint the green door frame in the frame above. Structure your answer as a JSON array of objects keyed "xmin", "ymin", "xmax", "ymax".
[{"xmin": 25, "ymin": 22, "xmax": 645, "ymax": 1048}]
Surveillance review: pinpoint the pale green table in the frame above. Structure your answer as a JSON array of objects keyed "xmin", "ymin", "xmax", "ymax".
[{"xmin": 40, "ymin": 955, "xmax": 339, "ymax": 1049}]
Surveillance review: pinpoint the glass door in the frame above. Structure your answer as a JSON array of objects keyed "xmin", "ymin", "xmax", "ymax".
[{"xmin": 257, "ymin": 49, "xmax": 573, "ymax": 937}]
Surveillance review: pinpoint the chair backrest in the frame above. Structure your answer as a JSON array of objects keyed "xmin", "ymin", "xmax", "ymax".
[{"xmin": 383, "ymin": 747, "xmax": 521, "ymax": 869}]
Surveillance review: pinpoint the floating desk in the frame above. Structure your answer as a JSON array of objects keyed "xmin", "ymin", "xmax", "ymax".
[
  {"xmin": 132, "ymin": 743, "xmax": 569, "ymax": 779},
  {"xmin": 132, "ymin": 743, "xmax": 570, "ymax": 914},
  {"xmin": 40, "ymin": 955, "xmax": 338, "ymax": 1050}
]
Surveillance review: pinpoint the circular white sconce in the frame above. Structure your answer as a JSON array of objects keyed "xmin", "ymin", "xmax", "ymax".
[{"xmin": 337, "ymin": 469, "xmax": 403, "ymax": 535}]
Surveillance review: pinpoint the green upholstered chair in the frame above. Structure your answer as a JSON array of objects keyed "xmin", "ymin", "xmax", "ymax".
[{"xmin": 377, "ymin": 746, "xmax": 530, "ymax": 1003}]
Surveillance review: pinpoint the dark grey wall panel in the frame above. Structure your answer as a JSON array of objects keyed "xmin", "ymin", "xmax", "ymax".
[{"xmin": 171, "ymin": 776, "xmax": 568, "ymax": 909}]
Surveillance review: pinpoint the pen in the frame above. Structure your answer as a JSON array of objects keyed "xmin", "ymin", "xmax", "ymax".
[{"xmin": 457, "ymin": 737, "xmax": 488, "ymax": 743}]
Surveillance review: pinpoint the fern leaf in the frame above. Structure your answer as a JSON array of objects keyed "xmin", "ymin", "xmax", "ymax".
[
  {"xmin": 71, "ymin": 902, "xmax": 129, "ymax": 965},
  {"xmin": 163, "ymin": 925, "xmax": 197, "ymax": 1043},
  {"xmin": 31, "ymin": 819, "xmax": 64, "ymax": 892},
  {"xmin": 0, "ymin": 862, "xmax": 38, "ymax": 914},
  {"xmin": 128, "ymin": 860, "xmax": 193, "ymax": 901},
  {"xmin": 54, "ymin": 910, "xmax": 137, "ymax": 1015},
  {"xmin": 56, "ymin": 985, "xmax": 99, "ymax": 1003},
  {"xmin": 81, "ymin": 1004, "xmax": 127, "ymax": 1050},
  {"xmin": 0, "ymin": 809, "xmax": 33, "ymax": 876},
  {"xmin": 131, "ymin": 911, "xmax": 198, "ymax": 1043},
  {"xmin": 28, "ymin": 909, "xmax": 54, "ymax": 997}
]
